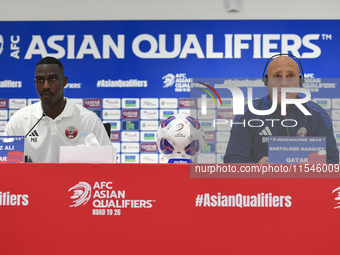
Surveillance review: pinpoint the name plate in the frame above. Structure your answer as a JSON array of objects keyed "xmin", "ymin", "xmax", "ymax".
[
  {"xmin": 0, "ymin": 136, "xmax": 25, "ymax": 163},
  {"xmin": 268, "ymin": 137, "xmax": 326, "ymax": 164}
]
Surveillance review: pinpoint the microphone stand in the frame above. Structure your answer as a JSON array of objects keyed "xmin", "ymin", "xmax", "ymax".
[{"xmin": 25, "ymin": 111, "xmax": 48, "ymax": 138}]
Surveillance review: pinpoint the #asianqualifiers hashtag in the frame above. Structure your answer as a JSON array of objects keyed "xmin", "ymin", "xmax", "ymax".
[{"xmin": 195, "ymin": 193, "xmax": 292, "ymax": 208}]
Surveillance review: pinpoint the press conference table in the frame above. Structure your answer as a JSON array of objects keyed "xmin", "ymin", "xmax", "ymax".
[{"xmin": 1, "ymin": 163, "xmax": 340, "ymax": 255}]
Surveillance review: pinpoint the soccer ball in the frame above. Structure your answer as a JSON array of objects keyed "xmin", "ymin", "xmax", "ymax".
[{"xmin": 156, "ymin": 114, "xmax": 205, "ymax": 160}]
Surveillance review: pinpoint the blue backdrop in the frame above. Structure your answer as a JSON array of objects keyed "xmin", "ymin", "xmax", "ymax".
[{"xmin": 0, "ymin": 20, "xmax": 339, "ymax": 162}]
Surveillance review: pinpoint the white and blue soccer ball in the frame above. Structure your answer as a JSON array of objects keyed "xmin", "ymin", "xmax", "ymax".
[{"xmin": 156, "ymin": 113, "xmax": 205, "ymax": 160}]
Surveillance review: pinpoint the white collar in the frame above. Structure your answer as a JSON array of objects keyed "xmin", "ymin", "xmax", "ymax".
[{"xmin": 34, "ymin": 97, "xmax": 73, "ymax": 120}]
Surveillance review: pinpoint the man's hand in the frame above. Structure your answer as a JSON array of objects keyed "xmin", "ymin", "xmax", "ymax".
[{"xmin": 258, "ymin": 157, "xmax": 268, "ymax": 164}]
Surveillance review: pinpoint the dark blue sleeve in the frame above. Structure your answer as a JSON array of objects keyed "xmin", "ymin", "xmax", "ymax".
[
  {"xmin": 324, "ymin": 123, "xmax": 339, "ymax": 164},
  {"xmin": 312, "ymin": 107, "xmax": 339, "ymax": 163},
  {"xmin": 223, "ymin": 115, "xmax": 257, "ymax": 163}
]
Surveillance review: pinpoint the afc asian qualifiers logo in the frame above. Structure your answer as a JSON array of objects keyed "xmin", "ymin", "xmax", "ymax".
[
  {"xmin": 69, "ymin": 182, "xmax": 92, "ymax": 207},
  {"xmin": 162, "ymin": 73, "xmax": 175, "ymax": 88},
  {"xmin": 162, "ymin": 73, "xmax": 190, "ymax": 92},
  {"xmin": 68, "ymin": 181, "xmax": 156, "ymax": 216}
]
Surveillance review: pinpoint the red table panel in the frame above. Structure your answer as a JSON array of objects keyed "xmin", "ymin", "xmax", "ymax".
[{"xmin": 0, "ymin": 163, "xmax": 340, "ymax": 254}]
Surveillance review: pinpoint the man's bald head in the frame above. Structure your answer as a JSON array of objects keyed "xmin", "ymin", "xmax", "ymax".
[
  {"xmin": 267, "ymin": 56, "xmax": 300, "ymax": 79},
  {"xmin": 266, "ymin": 56, "xmax": 301, "ymax": 105}
]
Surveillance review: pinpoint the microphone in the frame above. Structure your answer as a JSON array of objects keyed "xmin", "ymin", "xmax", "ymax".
[{"xmin": 25, "ymin": 111, "xmax": 48, "ymax": 138}]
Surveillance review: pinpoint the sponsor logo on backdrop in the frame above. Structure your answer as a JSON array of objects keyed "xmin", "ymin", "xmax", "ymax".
[
  {"xmin": 334, "ymin": 133, "xmax": 340, "ymax": 143},
  {"xmin": 103, "ymin": 110, "xmax": 121, "ymax": 120},
  {"xmin": 0, "ymin": 121, "xmax": 7, "ymax": 131},
  {"xmin": 201, "ymin": 121, "xmax": 214, "ymax": 130},
  {"xmin": 0, "ymin": 191, "xmax": 29, "ymax": 206},
  {"xmin": 332, "ymin": 110, "xmax": 340, "ymax": 120},
  {"xmin": 97, "ymin": 79, "xmax": 147, "ymax": 88},
  {"xmin": 110, "ymin": 132, "xmax": 120, "ymax": 142},
  {"xmin": 219, "ymin": 99, "xmax": 233, "ymax": 108},
  {"xmin": 0, "ymin": 99, "xmax": 8, "ymax": 109},
  {"xmin": 216, "ymin": 132, "xmax": 230, "ymax": 142},
  {"xmin": 217, "ymin": 110, "xmax": 233, "ymax": 119},
  {"xmin": 9, "ymin": 110, "xmax": 17, "ymax": 118},
  {"xmin": 160, "ymin": 110, "xmax": 177, "ymax": 119},
  {"xmin": 9, "ymin": 99, "xmax": 26, "ymax": 109},
  {"xmin": 141, "ymin": 132, "xmax": 156, "ymax": 142},
  {"xmin": 141, "ymin": 121, "xmax": 159, "ymax": 131},
  {"xmin": 84, "ymin": 99, "xmax": 102, "ymax": 109},
  {"xmin": 121, "ymin": 143, "xmax": 139, "ymax": 153},
  {"xmin": 332, "ymin": 186, "xmax": 340, "ymax": 209},
  {"xmin": 162, "ymin": 73, "xmax": 190, "ymax": 92},
  {"xmin": 141, "ymin": 110, "xmax": 158, "ymax": 120},
  {"xmin": 333, "ymin": 121, "xmax": 340, "ymax": 132},
  {"xmin": 197, "ymin": 154, "xmax": 216, "ymax": 163},
  {"xmin": 198, "ymin": 98, "xmax": 216, "ymax": 109},
  {"xmin": 122, "ymin": 110, "xmax": 139, "ymax": 119},
  {"xmin": 140, "ymin": 143, "xmax": 158, "ymax": 153},
  {"xmin": 159, "ymin": 154, "xmax": 168, "ymax": 163},
  {"xmin": 141, "ymin": 98, "xmax": 158, "ymax": 108},
  {"xmin": 178, "ymin": 109, "xmax": 192, "ymax": 116},
  {"xmin": 217, "ymin": 143, "xmax": 228, "ymax": 153},
  {"xmin": 109, "ymin": 121, "xmax": 121, "ymax": 131},
  {"xmin": 332, "ymin": 98, "xmax": 340, "ymax": 109},
  {"xmin": 123, "ymin": 154, "xmax": 139, "ymax": 163},
  {"xmin": 217, "ymin": 121, "xmax": 232, "ymax": 131},
  {"xmin": 121, "ymin": 132, "xmax": 139, "ymax": 142},
  {"xmin": 0, "ymin": 35, "xmax": 3, "ymax": 55},
  {"xmin": 202, "ymin": 143, "xmax": 215, "ymax": 153},
  {"xmin": 160, "ymin": 98, "xmax": 178, "ymax": 108},
  {"xmin": 64, "ymin": 83, "xmax": 82, "ymax": 89},
  {"xmin": 204, "ymin": 132, "xmax": 216, "ymax": 142},
  {"xmin": 0, "ymin": 80, "xmax": 22, "ymax": 88},
  {"xmin": 141, "ymin": 154, "xmax": 158, "ymax": 163},
  {"xmin": 179, "ymin": 98, "xmax": 196, "ymax": 108},
  {"xmin": 123, "ymin": 99, "xmax": 140, "ymax": 108},
  {"xmin": 69, "ymin": 181, "xmax": 156, "ymax": 216},
  {"xmin": 103, "ymin": 98, "xmax": 121, "ymax": 108},
  {"xmin": 313, "ymin": 98, "xmax": 331, "ymax": 109},
  {"xmin": 122, "ymin": 121, "xmax": 139, "ymax": 130}
]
